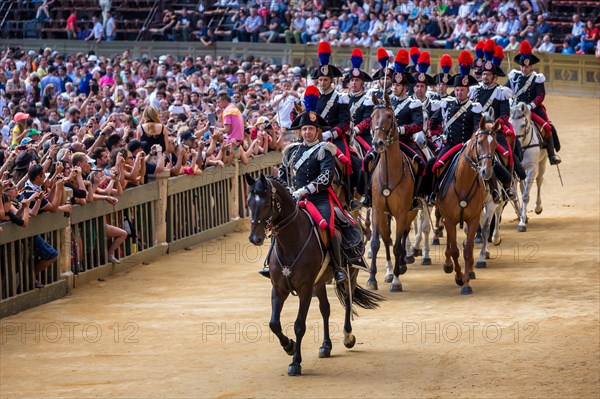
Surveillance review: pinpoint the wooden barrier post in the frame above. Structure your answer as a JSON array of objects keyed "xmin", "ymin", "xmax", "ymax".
[
  {"xmin": 230, "ymin": 157, "xmax": 240, "ymax": 220},
  {"xmin": 153, "ymin": 170, "xmax": 171, "ymax": 245},
  {"xmin": 59, "ymin": 188, "xmax": 73, "ymax": 286}
]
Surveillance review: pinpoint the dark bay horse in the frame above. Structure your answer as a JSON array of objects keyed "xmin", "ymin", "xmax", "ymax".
[
  {"xmin": 435, "ymin": 119, "xmax": 499, "ymax": 294},
  {"xmin": 245, "ymin": 174, "xmax": 383, "ymax": 376},
  {"xmin": 367, "ymin": 94, "xmax": 418, "ymax": 293}
]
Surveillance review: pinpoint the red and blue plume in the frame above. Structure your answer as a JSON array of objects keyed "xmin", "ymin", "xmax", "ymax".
[
  {"xmin": 475, "ymin": 40, "xmax": 485, "ymax": 60},
  {"xmin": 303, "ymin": 85, "xmax": 320, "ymax": 114},
  {"xmin": 377, "ymin": 47, "xmax": 389, "ymax": 69},
  {"xmin": 318, "ymin": 41, "xmax": 332, "ymax": 66},
  {"xmin": 493, "ymin": 45, "xmax": 505, "ymax": 67},
  {"xmin": 519, "ymin": 40, "xmax": 532, "ymax": 61},
  {"xmin": 458, "ymin": 50, "xmax": 474, "ymax": 77},
  {"xmin": 440, "ymin": 54, "xmax": 453, "ymax": 74},
  {"xmin": 410, "ymin": 47, "xmax": 421, "ymax": 66},
  {"xmin": 484, "ymin": 39, "xmax": 496, "ymax": 62},
  {"xmin": 417, "ymin": 52, "xmax": 431, "ymax": 74},
  {"xmin": 350, "ymin": 48, "xmax": 364, "ymax": 69},
  {"xmin": 394, "ymin": 49, "xmax": 409, "ymax": 73}
]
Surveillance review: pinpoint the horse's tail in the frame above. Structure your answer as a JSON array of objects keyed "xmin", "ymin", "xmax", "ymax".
[{"xmin": 335, "ymin": 283, "xmax": 385, "ymax": 315}]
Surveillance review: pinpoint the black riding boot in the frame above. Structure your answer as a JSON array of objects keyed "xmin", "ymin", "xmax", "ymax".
[
  {"xmin": 551, "ymin": 124, "xmax": 561, "ymax": 152},
  {"xmin": 411, "ymin": 174, "xmax": 423, "ymax": 210},
  {"xmin": 361, "ymin": 152, "xmax": 375, "ymax": 207},
  {"xmin": 546, "ymin": 134, "xmax": 561, "ymax": 165},
  {"xmin": 330, "ymin": 232, "xmax": 347, "ymax": 284}
]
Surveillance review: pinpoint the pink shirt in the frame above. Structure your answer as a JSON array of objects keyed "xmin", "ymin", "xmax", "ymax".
[
  {"xmin": 223, "ymin": 103, "xmax": 244, "ymax": 143},
  {"xmin": 99, "ymin": 74, "xmax": 115, "ymax": 87}
]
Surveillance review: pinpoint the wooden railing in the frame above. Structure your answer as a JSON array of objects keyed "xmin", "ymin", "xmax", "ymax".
[{"xmin": 0, "ymin": 155, "xmax": 281, "ymax": 318}]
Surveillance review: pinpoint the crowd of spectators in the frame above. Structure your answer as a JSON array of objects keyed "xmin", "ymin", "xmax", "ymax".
[
  {"xmin": 30, "ymin": 0, "xmax": 599, "ymax": 55},
  {"xmin": 0, "ymin": 46, "xmax": 303, "ymax": 284}
]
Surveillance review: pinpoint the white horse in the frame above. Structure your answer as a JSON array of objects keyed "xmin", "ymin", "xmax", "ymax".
[{"xmin": 510, "ymin": 102, "xmax": 547, "ymax": 232}]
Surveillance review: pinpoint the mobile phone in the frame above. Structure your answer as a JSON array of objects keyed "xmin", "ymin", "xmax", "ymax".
[
  {"xmin": 91, "ymin": 85, "xmax": 99, "ymax": 95},
  {"xmin": 51, "ymin": 125, "xmax": 61, "ymax": 136},
  {"xmin": 207, "ymin": 112, "xmax": 216, "ymax": 127}
]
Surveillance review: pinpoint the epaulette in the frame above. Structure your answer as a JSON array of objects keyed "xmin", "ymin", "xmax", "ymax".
[
  {"xmin": 409, "ymin": 98, "xmax": 422, "ymax": 109},
  {"xmin": 471, "ymin": 102, "xmax": 483, "ymax": 113},
  {"xmin": 363, "ymin": 95, "xmax": 374, "ymax": 106},
  {"xmin": 317, "ymin": 141, "xmax": 337, "ymax": 160},
  {"xmin": 496, "ymin": 86, "xmax": 513, "ymax": 101},
  {"xmin": 337, "ymin": 92, "xmax": 350, "ymax": 104},
  {"xmin": 282, "ymin": 142, "xmax": 301, "ymax": 160},
  {"xmin": 534, "ymin": 72, "xmax": 545, "ymax": 83},
  {"xmin": 508, "ymin": 69, "xmax": 520, "ymax": 80},
  {"xmin": 430, "ymin": 100, "xmax": 442, "ymax": 112}
]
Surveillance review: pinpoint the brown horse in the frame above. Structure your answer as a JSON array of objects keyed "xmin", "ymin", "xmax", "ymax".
[
  {"xmin": 367, "ymin": 94, "xmax": 418, "ymax": 292},
  {"xmin": 435, "ymin": 118, "xmax": 499, "ymax": 294},
  {"xmin": 245, "ymin": 174, "xmax": 383, "ymax": 376}
]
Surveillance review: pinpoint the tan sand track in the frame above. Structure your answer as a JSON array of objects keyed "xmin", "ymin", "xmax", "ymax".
[{"xmin": 1, "ymin": 95, "xmax": 599, "ymax": 398}]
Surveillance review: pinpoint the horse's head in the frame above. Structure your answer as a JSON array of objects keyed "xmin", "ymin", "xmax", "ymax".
[
  {"xmin": 470, "ymin": 118, "xmax": 500, "ymax": 181},
  {"xmin": 245, "ymin": 174, "xmax": 281, "ymax": 246},
  {"xmin": 510, "ymin": 102, "xmax": 531, "ymax": 142},
  {"xmin": 370, "ymin": 93, "xmax": 397, "ymax": 154}
]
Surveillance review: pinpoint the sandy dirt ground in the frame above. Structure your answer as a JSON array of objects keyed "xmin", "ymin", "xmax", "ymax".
[{"xmin": 1, "ymin": 95, "xmax": 599, "ymax": 399}]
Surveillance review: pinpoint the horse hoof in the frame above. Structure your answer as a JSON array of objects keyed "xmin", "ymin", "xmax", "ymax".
[
  {"xmin": 474, "ymin": 235, "xmax": 482, "ymax": 244},
  {"xmin": 475, "ymin": 261, "xmax": 487, "ymax": 269},
  {"xmin": 288, "ymin": 363, "xmax": 302, "ymax": 376},
  {"xmin": 405, "ymin": 255, "xmax": 415, "ymax": 264},
  {"xmin": 461, "ymin": 286, "xmax": 473, "ymax": 295},
  {"xmin": 421, "ymin": 257, "xmax": 432, "ymax": 266},
  {"xmin": 469, "ymin": 271, "xmax": 476, "ymax": 279},
  {"xmin": 517, "ymin": 225, "xmax": 527, "ymax": 232},
  {"xmin": 344, "ymin": 335, "xmax": 356, "ymax": 349},
  {"xmin": 366, "ymin": 279, "xmax": 378, "ymax": 291},
  {"xmin": 390, "ymin": 283, "xmax": 403, "ymax": 292},
  {"xmin": 493, "ymin": 237, "xmax": 502, "ymax": 246},
  {"xmin": 384, "ymin": 274, "xmax": 394, "ymax": 283},
  {"xmin": 284, "ymin": 339, "xmax": 296, "ymax": 356},
  {"xmin": 412, "ymin": 248, "xmax": 422, "ymax": 257},
  {"xmin": 319, "ymin": 345, "xmax": 331, "ymax": 358},
  {"xmin": 443, "ymin": 264, "xmax": 453, "ymax": 274},
  {"xmin": 432, "ymin": 238, "xmax": 440, "ymax": 246},
  {"xmin": 455, "ymin": 277, "xmax": 464, "ymax": 286},
  {"xmin": 399, "ymin": 264, "xmax": 408, "ymax": 275},
  {"xmin": 535, "ymin": 206, "xmax": 543, "ymax": 215}
]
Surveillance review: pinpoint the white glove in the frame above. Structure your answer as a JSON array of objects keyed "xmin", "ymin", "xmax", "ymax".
[
  {"xmin": 526, "ymin": 103, "xmax": 533, "ymax": 110},
  {"xmin": 322, "ymin": 130, "xmax": 333, "ymax": 141},
  {"xmin": 292, "ymin": 187, "xmax": 309, "ymax": 201},
  {"xmin": 528, "ymin": 102, "xmax": 536, "ymax": 110},
  {"xmin": 352, "ymin": 126, "xmax": 360, "ymax": 136}
]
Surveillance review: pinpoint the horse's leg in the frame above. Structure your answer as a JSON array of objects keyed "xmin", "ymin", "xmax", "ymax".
[
  {"xmin": 391, "ymin": 220, "xmax": 409, "ymax": 293},
  {"xmin": 432, "ymin": 207, "xmax": 443, "ymax": 245},
  {"xmin": 476, "ymin": 200, "xmax": 494, "ymax": 270},
  {"xmin": 421, "ymin": 205, "xmax": 432, "ymax": 265},
  {"xmin": 380, "ymin": 218, "xmax": 395, "ymax": 285},
  {"xmin": 410, "ymin": 212, "xmax": 423, "ymax": 257},
  {"xmin": 367, "ymin": 218, "xmax": 380, "ymax": 290},
  {"xmin": 461, "ymin": 219, "xmax": 478, "ymax": 295},
  {"xmin": 443, "ymin": 218, "xmax": 462, "ymax": 287},
  {"xmin": 269, "ymin": 287, "xmax": 294, "ymax": 356},
  {"xmin": 288, "ymin": 288, "xmax": 313, "ymax": 376},
  {"xmin": 314, "ymin": 283, "xmax": 332, "ymax": 358},
  {"xmin": 342, "ymin": 272, "xmax": 356, "ymax": 349},
  {"xmin": 492, "ymin": 201, "xmax": 504, "ymax": 246},
  {"xmin": 519, "ymin": 156, "xmax": 538, "ymax": 232},
  {"xmin": 535, "ymin": 158, "xmax": 546, "ymax": 215},
  {"xmin": 365, "ymin": 208, "xmax": 373, "ymax": 258}
]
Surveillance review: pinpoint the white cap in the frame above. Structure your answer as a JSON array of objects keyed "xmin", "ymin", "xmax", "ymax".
[
  {"xmin": 159, "ymin": 55, "xmax": 167, "ymax": 63},
  {"xmin": 88, "ymin": 54, "xmax": 98, "ymax": 62}
]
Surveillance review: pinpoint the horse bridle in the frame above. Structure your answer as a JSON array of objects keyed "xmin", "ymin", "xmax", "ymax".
[
  {"xmin": 371, "ymin": 104, "xmax": 400, "ymax": 147},
  {"xmin": 249, "ymin": 177, "xmax": 297, "ymax": 235},
  {"xmin": 464, "ymin": 128, "xmax": 495, "ymax": 171}
]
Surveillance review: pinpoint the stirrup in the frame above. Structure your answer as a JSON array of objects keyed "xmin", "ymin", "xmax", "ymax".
[
  {"xmin": 258, "ymin": 268, "xmax": 270, "ymax": 278},
  {"xmin": 549, "ymin": 155, "xmax": 561, "ymax": 165},
  {"xmin": 491, "ymin": 189, "xmax": 501, "ymax": 204},
  {"xmin": 360, "ymin": 195, "xmax": 371, "ymax": 207},
  {"xmin": 411, "ymin": 197, "xmax": 423, "ymax": 211},
  {"xmin": 334, "ymin": 268, "xmax": 347, "ymax": 284}
]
